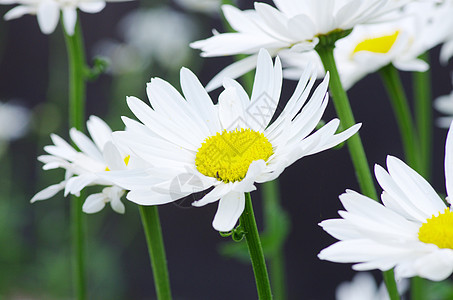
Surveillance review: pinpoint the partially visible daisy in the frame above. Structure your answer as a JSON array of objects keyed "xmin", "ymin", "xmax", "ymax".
[
  {"xmin": 0, "ymin": 100, "xmax": 30, "ymax": 142},
  {"xmin": 318, "ymin": 121, "xmax": 453, "ymax": 281},
  {"xmin": 103, "ymin": 49, "xmax": 361, "ymax": 231},
  {"xmin": 174, "ymin": 0, "xmax": 220, "ymax": 15},
  {"xmin": 0, "ymin": 0, "xmax": 133, "ymax": 35},
  {"xmin": 191, "ymin": 0, "xmax": 412, "ymax": 91},
  {"xmin": 434, "ymin": 74, "xmax": 453, "ymax": 128},
  {"xmin": 94, "ymin": 7, "xmax": 198, "ymax": 74},
  {"xmin": 32, "ymin": 115, "xmax": 145, "ymax": 214},
  {"xmin": 0, "ymin": 100, "xmax": 30, "ymax": 156},
  {"xmin": 336, "ymin": 273, "xmax": 408, "ymax": 300},
  {"xmin": 284, "ymin": 0, "xmax": 453, "ymax": 90}
]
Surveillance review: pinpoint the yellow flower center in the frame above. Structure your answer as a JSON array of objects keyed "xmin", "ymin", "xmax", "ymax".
[
  {"xmin": 105, "ymin": 155, "xmax": 130, "ymax": 171},
  {"xmin": 418, "ymin": 208, "xmax": 453, "ymax": 249},
  {"xmin": 195, "ymin": 129, "xmax": 273, "ymax": 183},
  {"xmin": 352, "ymin": 31, "xmax": 399, "ymax": 55}
]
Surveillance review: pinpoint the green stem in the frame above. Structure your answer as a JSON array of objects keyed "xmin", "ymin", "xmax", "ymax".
[
  {"xmin": 383, "ymin": 269, "xmax": 401, "ymax": 300},
  {"xmin": 315, "ymin": 45, "xmax": 377, "ymax": 200},
  {"xmin": 411, "ymin": 276, "xmax": 425, "ymax": 300},
  {"xmin": 315, "ymin": 41, "xmax": 399, "ymax": 300},
  {"xmin": 379, "ymin": 64, "xmax": 421, "ymax": 172},
  {"xmin": 64, "ymin": 22, "xmax": 87, "ymax": 300},
  {"xmin": 240, "ymin": 193, "xmax": 273, "ymax": 299},
  {"xmin": 139, "ymin": 206, "xmax": 172, "ymax": 300},
  {"xmin": 262, "ymin": 181, "xmax": 287, "ymax": 300},
  {"xmin": 413, "ymin": 52, "xmax": 432, "ymax": 179}
]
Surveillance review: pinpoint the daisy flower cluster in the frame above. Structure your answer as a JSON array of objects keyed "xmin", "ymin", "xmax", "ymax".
[{"xmin": 4, "ymin": 0, "xmax": 453, "ymax": 298}]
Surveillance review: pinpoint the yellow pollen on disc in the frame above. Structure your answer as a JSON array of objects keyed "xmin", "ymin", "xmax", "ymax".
[
  {"xmin": 105, "ymin": 155, "xmax": 131, "ymax": 171},
  {"xmin": 195, "ymin": 129, "xmax": 274, "ymax": 183},
  {"xmin": 352, "ymin": 31, "xmax": 399, "ymax": 55},
  {"xmin": 418, "ymin": 208, "xmax": 453, "ymax": 249}
]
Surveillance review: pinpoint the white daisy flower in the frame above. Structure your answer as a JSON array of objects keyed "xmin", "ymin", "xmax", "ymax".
[
  {"xmin": 318, "ymin": 121, "xmax": 453, "ymax": 281},
  {"xmin": 0, "ymin": 0, "xmax": 133, "ymax": 35},
  {"xmin": 32, "ymin": 115, "xmax": 143, "ymax": 214},
  {"xmin": 283, "ymin": 0, "xmax": 453, "ymax": 90},
  {"xmin": 104, "ymin": 49, "xmax": 361, "ymax": 232},
  {"xmin": 336, "ymin": 272, "xmax": 408, "ymax": 300},
  {"xmin": 191, "ymin": 0, "xmax": 412, "ymax": 91}
]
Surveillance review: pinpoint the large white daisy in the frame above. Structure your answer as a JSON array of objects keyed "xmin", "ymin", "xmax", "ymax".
[
  {"xmin": 32, "ymin": 115, "xmax": 145, "ymax": 214},
  {"xmin": 0, "ymin": 0, "xmax": 133, "ymax": 35},
  {"xmin": 191, "ymin": 0, "xmax": 412, "ymax": 91},
  {"xmin": 104, "ymin": 49, "xmax": 361, "ymax": 232},
  {"xmin": 318, "ymin": 121, "xmax": 453, "ymax": 281}
]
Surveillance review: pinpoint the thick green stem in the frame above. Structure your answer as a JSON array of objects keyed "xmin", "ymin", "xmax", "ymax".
[
  {"xmin": 240, "ymin": 193, "xmax": 273, "ymax": 299},
  {"xmin": 413, "ymin": 52, "xmax": 432, "ymax": 179},
  {"xmin": 383, "ymin": 269, "xmax": 401, "ymax": 300},
  {"xmin": 139, "ymin": 206, "xmax": 172, "ymax": 300},
  {"xmin": 262, "ymin": 181, "xmax": 287, "ymax": 300},
  {"xmin": 315, "ymin": 45, "xmax": 377, "ymax": 200},
  {"xmin": 316, "ymin": 41, "xmax": 399, "ymax": 300},
  {"xmin": 380, "ymin": 64, "xmax": 421, "ymax": 172},
  {"xmin": 64, "ymin": 22, "xmax": 86, "ymax": 300}
]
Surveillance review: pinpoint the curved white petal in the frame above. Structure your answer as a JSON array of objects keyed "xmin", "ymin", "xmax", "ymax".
[
  {"xmin": 62, "ymin": 6, "xmax": 77, "ymax": 36},
  {"xmin": 82, "ymin": 193, "xmax": 106, "ymax": 214},
  {"xmin": 212, "ymin": 191, "xmax": 245, "ymax": 231}
]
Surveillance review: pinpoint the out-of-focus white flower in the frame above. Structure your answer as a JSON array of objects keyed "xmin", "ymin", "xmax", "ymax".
[
  {"xmin": 94, "ymin": 7, "xmax": 198, "ymax": 74},
  {"xmin": 102, "ymin": 49, "xmax": 361, "ymax": 231},
  {"xmin": 284, "ymin": 1, "xmax": 453, "ymax": 90},
  {"xmin": 434, "ymin": 74, "xmax": 453, "ymax": 128},
  {"xmin": 0, "ymin": 100, "xmax": 30, "ymax": 142},
  {"xmin": 32, "ymin": 115, "xmax": 146, "ymax": 214},
  {"xmin": 318, "ymin": 121, "xmax": 453, "ymax": 281},
  {"xmin": 0, "ymin": 0, "xmax": 133, "ymax": 35},
  {"xmin": 191, "ymin": 0, "xmax": 413, "ymax": 91},
  {"xmin": 336, "ymin": 273, "xmax": 408, "ymax": 300},
  {"xmin": 174, "ymin": 0, "xmax": 220, "ymax": 15}
]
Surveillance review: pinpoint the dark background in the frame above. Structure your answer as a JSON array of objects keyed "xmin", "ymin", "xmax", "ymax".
[{"xmin": 0, "ymin": 0, "xmax": 452, "ymax": 299}]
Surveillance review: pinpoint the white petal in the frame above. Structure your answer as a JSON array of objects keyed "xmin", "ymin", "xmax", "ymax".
[
  {"xmin": 86, "ymin": 115, "xmax": 113, "ymax": 151},
  {"xmin": 103, "ymin": 141, "xmax": 125, "ymax": 171},
  {"xmin": 31, "ymin": 181, "xmax": 66, "ymax": 202},
  {"xmin": 445, "ymin": 121, "xmax": 453, "ymax": 200},
  {"xmin": 110, "ymin": 197, "xmax": 125, "ymax": 214},
  {"xmin": 413, "ymin": 250, "xmax": 453, "ymax": 281},
  {"xmin": 78, "ymin": 1, "xmax": 106, "ymax": 13},
  {"xmin": 64, "ymin": 173, "xmax": 98, "ymax": 196},
  {"xmin": 70, "ymin": 128, "xmax": 104, "ymax": 162},
  {"xmin": 37, "ymin": 0, "xmax": 60, "ymax": 34},
  {"xmin": 82, "ymin": 193, "xmax": 106, "ymax": 214},
  {"xmin": 192, "ymin": 184, "xmax": 231, "ymax": 207},
  {"xmin": 212, "ymin": 191, "xmax": 245, "ymax": 231},
  {"xmin": 62, "ymin": 6, "xmax": 77, "ymax": 36},
  {"xmin": 4, "ymin": 5, "xmax": 35, "ymax": 20}
]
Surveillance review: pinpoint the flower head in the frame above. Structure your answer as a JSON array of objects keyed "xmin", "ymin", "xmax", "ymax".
[
  {"xmin": 336, "ymin": 272, "xmax": 407, "ymax": 300},
  {"xmin": 191, "ymin": 0, "xmax": 412, "ymax": 91},
  {"xmin": 32, "ymin": 115, "xmax": 145, "ymax": 214},
  {"xmin": 318, "ymin": 122, "xmax": 453, "ymax": 281},
  {"xmin": 0, "ymin": 0, "xmax": 133, "ymax": 35},
  {"xmin": 105, "ymin": 49, "xmax": 361, "ymax": 231},
  {"xmin": 284, "ymin": 0, "xmax": 453, "ymax": 89}
]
